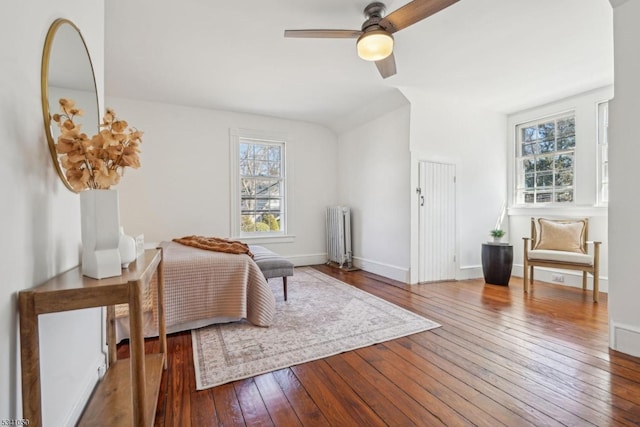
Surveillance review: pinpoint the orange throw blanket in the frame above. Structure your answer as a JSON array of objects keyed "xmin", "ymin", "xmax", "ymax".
[{"xmin": 172, "ymin": 236, "xmax": 253, "ymax": 257}]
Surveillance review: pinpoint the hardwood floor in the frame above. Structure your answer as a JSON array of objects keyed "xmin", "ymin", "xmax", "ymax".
[{"xmin": 118, "ymin": 266, "xmax": 640, "ymax": 426}]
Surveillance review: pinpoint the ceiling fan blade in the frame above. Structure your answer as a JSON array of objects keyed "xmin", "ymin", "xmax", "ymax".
[
  {"xmin": 284, "ymin": 29, "xmax": 362, "ymax": 39},
  {"xmin": 380, "ymin": 0, "xmax": 459, "ymax": 33},
  {"xmin": 375, "ymin": 53, "xmax": 397, "ymax": 79}
]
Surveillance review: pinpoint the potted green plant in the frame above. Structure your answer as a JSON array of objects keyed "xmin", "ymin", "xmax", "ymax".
[{"xmin": 490, "ymin": 229, "xmax": 505, "ymax": 243}]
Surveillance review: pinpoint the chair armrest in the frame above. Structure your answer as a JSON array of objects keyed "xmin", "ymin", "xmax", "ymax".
[
  {"xmin": 522, "ymin": 237, "xmax": 532, "ymax": 256},
  {"xmin": 586, "ymin": 240, "xmax": 602, "ymax": 245}
]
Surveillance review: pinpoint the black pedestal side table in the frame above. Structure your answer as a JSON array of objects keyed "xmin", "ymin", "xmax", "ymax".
[{"xmin": 481, "ymin": 243, "xmax": 513, "ymax": 286}]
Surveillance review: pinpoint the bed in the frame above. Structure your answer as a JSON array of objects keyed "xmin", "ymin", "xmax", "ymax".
[{"xmin": 115, "ymin": 240, "xmax": 276, "ymax": 342}]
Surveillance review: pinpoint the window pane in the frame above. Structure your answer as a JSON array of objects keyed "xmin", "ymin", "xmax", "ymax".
[
  {"xmin": 538, "ymin": 122, "xmax": 555, "ymax": 140},
  {"xmin": 536, "ymin": 192, "xmax": 552, "ymax": 203},
  {"xmin": 525, "ymin": 174, "xmax": 535, "ymax": 189},
  {"xmin": 554, "ymin": 153, "xmax": 573, "ymax": 171},
  {"xmin": 536, "ymin": 172, "xmax": 553, "ymax": 187},
  {"xmin": 254, "ymin": 145, "xmax": 268, "ymax": 161},
  {"xmin": 524, "ymin": 193, "xmax": 534, "ymax": 203},
  {"xmin": 555, "ymin": 171, "xmax": 573, "ymax": 186},
  {"xmin": 268, "ymin": 161, "xmax": 281, "ymax": 177},
  {"xmin": 240, "ymin": 179, "xmax": 255, "ymax": 196},
  {"xmin": 539, "ymin": 139, "xmax": 555, "ymax": 153},
  {"xmin": 268, "ymin": 146, "xmax": 281, "ymax": 162},
  {"xmin": 269, "ymin": 181, "xmax": 282, "ymax": 196},
  {"xmin": 522, "ymin": 127, "xmax": 537, "ymax": 142},
  {"xmin": 536, "ymin": 156, "xmax": 553, "ymax": 171},
  {"xmin": 522, "ymin": 143, "xmax": 535, "ymax": 156},
  {"xmin": 523, "ymin": 159, "xmax": 535, "ymax": 172},
  {"xmin": 557, "ymin": 136, "xmax": 575, "ymax": 150},
  {"xmin": 257, "ymin": 161, "xmax": 269, "ymax": 176},
  {"xmin": 558, "ymin": 117, "xmax": 575, "ymax": 136},
  {"xmin": 240, "ymin": 198, "xmax": 255, "ymax": 211},
  {"xmin": 239, "ymin": 143, "xmax": 251, "ymax": 158},
  {"xmin": 555, "ymin": 190, "xmax": 573, "ymax": 203}
]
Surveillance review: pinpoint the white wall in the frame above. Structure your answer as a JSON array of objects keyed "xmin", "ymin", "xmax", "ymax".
[
  {"xmin": 337, "ymin": 103, "xmax": 411, "ymax": 282},
  {"xmin": 1, "ymin": 2, "xmax": 105, "ymax": 425},
  {"xmin": 108, "ymin": 97, "xmax": 339, "ymax": 266},
  {"xmin": 609, "ymin": 0, "xmax": 640, "ymax": 356},
  {"xmin": 402, "ymin": 88, "xmax": 508, "ymax": 283},
  {"xmin": 507, "ymin": 87, "xmax": 612, "ymax": 292}
]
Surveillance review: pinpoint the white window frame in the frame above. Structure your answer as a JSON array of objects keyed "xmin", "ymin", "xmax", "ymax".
[
  {"xmin": 507, "ymin": 87, "xmax": 613, "ymax": 217},
  {"xmin": 229, "ymin": 128, "xmax": 294, "ymax": 243},
  {"xmin": 514, "ymin": 111, "xmax": 576, "ymax": 205}
]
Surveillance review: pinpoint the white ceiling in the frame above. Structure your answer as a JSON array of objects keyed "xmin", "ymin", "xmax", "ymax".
[{"xmin": 105, "ymin": 0, "xmax": 613, "ymax": 133}]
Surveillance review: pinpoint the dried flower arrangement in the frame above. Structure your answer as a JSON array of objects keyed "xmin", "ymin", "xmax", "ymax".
[{"xmin": 52, "ymin": 98, "xmax": 143, "ymax": 191}]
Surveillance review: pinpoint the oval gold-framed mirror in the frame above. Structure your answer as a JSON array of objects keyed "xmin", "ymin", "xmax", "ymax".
[{"xmin": 42, "ymin": 18, "xmax": 99, "ymax": 192}]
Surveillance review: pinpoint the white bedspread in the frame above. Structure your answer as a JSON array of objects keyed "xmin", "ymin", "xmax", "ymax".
[{"xmin": 115, "ymin": 241, "xmax": 275, "ymax": 341}]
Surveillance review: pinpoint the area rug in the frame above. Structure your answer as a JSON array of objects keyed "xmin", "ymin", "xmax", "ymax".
[{"xmin": 192, "ymin": 266, "xmax": 440, "ymax": 390}]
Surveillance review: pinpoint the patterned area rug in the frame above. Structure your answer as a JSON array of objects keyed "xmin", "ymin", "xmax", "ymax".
[{"xmin": 192, "ymin": 267, "xmax": 440, "ymax": 390}]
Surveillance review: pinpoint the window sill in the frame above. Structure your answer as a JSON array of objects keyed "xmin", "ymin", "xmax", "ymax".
[
  {"xmin": 233, "ymin": 234, "xmax": 296, "ymax": 244},
  {"xmin": 508, "ymin": 205, "xmax": 608, "ymax": 217}
]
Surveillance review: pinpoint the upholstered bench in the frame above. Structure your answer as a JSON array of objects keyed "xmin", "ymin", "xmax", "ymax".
[{"xmin": 249, "ymin": 245, "xmax": 294, "ymax": 301}]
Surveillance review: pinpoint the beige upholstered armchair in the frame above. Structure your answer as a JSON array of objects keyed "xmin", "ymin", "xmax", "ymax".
[{"xmin": 523, "ymin": 218, "xmax": 601, "ymax": 302}]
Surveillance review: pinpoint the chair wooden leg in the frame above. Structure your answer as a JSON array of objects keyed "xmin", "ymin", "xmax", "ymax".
[
  {"xmin": 582, "ymin": 272, "xmax": 588, "ymax": 291},
  {"xmin": 523, "ymin": 262, "xmax": 529, "ymax": 293},
  {"xmin": 593, "ymin": 273, "xmax": 599, "ymax": 303},
  {"xmin": 283, "ymin": 276, "xmax": 288, "ymax": 301}
]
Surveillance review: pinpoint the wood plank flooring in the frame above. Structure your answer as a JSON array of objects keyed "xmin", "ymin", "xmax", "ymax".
[{"xmin": 117, "ymin": 266, "xmax": 640, "ymax": 426}]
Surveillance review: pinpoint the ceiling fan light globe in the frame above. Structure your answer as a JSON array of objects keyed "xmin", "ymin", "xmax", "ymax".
[{"xmin": 356, "ymin": 30, "xmax": 394, "ymax": 61}]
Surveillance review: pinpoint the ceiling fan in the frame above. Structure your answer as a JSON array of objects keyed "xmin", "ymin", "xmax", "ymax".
[{"xmin": 284, "ymin": 0, "xmax": 459, "ymax": 79}]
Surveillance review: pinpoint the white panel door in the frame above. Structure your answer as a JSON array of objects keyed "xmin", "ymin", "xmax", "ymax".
[{"xmin": 418, "ymin": 161, "xmax": 456, "ymax": 282}]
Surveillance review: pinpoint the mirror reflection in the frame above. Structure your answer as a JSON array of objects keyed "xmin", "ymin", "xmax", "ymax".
[{"xmin": 42, "ymin": 19, "xmax": 99, "ymax": 192}]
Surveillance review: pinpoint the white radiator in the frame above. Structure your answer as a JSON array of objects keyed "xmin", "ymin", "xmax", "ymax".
[{"xmin": 326, "ymin": 206, "xmax": 352, "ymax": 268}]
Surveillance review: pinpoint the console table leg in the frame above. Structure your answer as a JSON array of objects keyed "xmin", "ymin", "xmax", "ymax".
[
  {"xmin": 19, "ymin": 292, "xmax": 42, "ymax": 427},
  {"xmin": 129, "ymin": 280, "xmax": 147, "ymax": 426}
]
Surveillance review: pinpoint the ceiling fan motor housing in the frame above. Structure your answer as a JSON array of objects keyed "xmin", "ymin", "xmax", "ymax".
[
  {"xmin": 358, "ymin": 2, "xmax": 394, "ymax": 61},
  {"xmin": 361, "ymin": 2, "xmax": 387, "ymax": 32}
]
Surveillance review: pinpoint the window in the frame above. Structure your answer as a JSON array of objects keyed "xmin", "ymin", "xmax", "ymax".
[
  {"xmin": 230, "ymin": 129, "xmax": 287, "ymax": 238},
  {"xmin": 598, "ymin": 101, "xmax": 609, "ymax": 205},
  {"xmin": 515, "ymin": 112, "xmax": 576, "ymax": 204}
]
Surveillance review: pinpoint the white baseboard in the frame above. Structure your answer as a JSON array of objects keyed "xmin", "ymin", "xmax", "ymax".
[
  {"xmin": 63, "ymin": 354, "xmax": 106, "ymax": 427},
  {"xmin": 286, "ymin": 253, "xmax": 327, "ymax": 267},
  {"xmin": 511, "ymin": 264, "xmax": 608, "ymax": 293},
  {"xmin": 610, "ymin": 321, "xmax": 640, "ymax": 357},
  {"xmin": 352, "ymin": 256, "xmax": 410, "ymax": 283},
  {"xmin": 458, "ymin": 265, "xmax": 483, "ymax": 280}
]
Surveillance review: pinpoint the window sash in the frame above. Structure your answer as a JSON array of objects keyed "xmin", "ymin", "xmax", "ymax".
[
  {"xmin": 515, "ymin": 113, "xmax": 576, "ymax": 205},
  {"xmin": 237, "ymin": 137, "xmax": 286, "ymax": 235}
]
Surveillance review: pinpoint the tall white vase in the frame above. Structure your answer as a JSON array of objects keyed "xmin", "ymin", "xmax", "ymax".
[{"xmin": 80, "ymin": 189, "xmax": 122, "ymax": 279}]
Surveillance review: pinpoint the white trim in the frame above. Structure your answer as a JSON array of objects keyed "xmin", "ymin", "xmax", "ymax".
[
  {"xmin": 458, "ymin": 265, "xmax": 483, "ymax": 281},
  {"xmin": 229, "ymin": 128, "xmax": 291, "ymax": 238},
  {"xmin": 287, "ymin": 252, "xmax": 327, "ymax": 267},
  {"xmin": 62, "ymin": 354, "xmax": 106, "ymax": 427},
  {"xmin": 610, "ymin": 321, "xmax": 640, "ymax": 357},
  {"xmin": 353, "ymin": 256, "xmax": 410, "ymax": 283},
  {"xmin": 508, "ymin": 206, "xmax": 608, "ymax": 217},
  {"xmin": 235, "ymin": 234, "xmax": 296, "ymax": 244}
]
